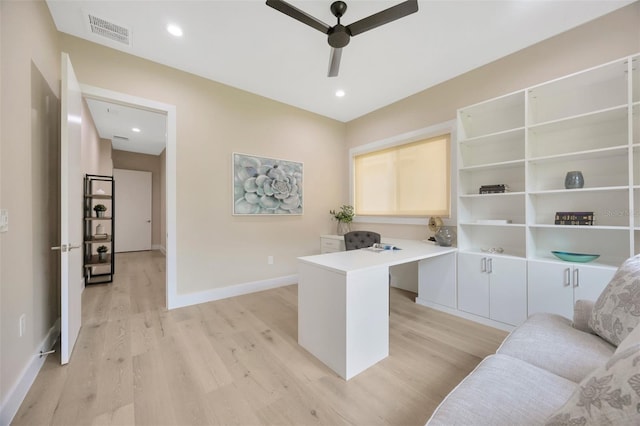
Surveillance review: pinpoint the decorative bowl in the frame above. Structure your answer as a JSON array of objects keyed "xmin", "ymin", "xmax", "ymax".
[{"xmin": 551, "ymin": 251, "xmax": 600, "ymax": 263}]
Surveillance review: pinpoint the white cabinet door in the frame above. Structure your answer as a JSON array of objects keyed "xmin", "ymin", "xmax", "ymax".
[
  {"xmin": 489, "ymin": 257, "xmax": 527, "ymax": 326},
  {"xmin": 528, "ymin": 260, "xmax": 615, "ymax": 320},
  {"xmin": 528, "ymin": 260, "xmax": 574, "ymax": 319},
  {"xmin": 574, "ymin": 264, "xmax": 616, "ymax": 303},
  {"xmin": 457, "ymin": 253, "xmax": 489, "ymax": 317}
]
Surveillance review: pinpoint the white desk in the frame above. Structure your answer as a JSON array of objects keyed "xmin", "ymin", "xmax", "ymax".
[{"xmin": 298, "ymin": 238, "xmax": 457, "ymax": 380}]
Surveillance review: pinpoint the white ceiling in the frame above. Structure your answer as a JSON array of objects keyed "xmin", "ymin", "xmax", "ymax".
[
  {"xmin": 85, "ymin": 98, "xmax": 167, "ymax": 155},
  {"xmin": 46, "ymin": 0, "xmax": 634, "ymax": 153}
]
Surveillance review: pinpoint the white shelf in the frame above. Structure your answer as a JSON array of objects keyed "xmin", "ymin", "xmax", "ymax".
[
  {"xmin": 457, "ymin": 53, "xmax": 638, "ymax": 318},
  {"xmin": 528, "ymin": 145, "xmax": 629, "ymax": 164},
  {"xmin": 529, "ymin": 224, "xmax": 628, "ymax": 231},
  {"xmin": 459, "ymin": 159, "xmax": 525, "ymax": 172},
  {"xmin": 459, "ymin": 222, "xmax": 525, "ymax": 228},
  {"xmin": 458, "ymin": 249, "xmax": 526, "ymax": 260},
  {"xmin": 529, "ymin": 254, "xmax": 620, "ymax": 269},
  {"xmin": 528, "ymin": 104, "xmax": 628, "ymax": 131},
  {"xmin": 528, "ymin": 186, "xmax": 629, "ymax": 195},
  {"xmin": 459, "ymin": 192, "xmax": 525, "ymax": 198},
  {"xmin": 459, "ymin": 127, "xmax": 525, "ymax": 145}
]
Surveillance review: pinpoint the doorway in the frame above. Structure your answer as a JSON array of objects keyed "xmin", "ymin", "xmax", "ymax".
[{"xmin": 80, "ymin": 85, "xmax": 176, "ymax": 309}]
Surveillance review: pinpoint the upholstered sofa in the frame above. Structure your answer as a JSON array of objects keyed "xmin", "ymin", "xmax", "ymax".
[{"xmin": 427, "ymin": 254, "xmax": 640, "ymax": 426}]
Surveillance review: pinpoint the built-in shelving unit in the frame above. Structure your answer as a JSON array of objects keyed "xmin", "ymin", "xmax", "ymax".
[
  {"xmin": 83, "ymin": 174, "xmax": 115, "ymax": 284},
  {"xmin": 454, "ymin": 53, "xmax": 639, "ymax": 326}
]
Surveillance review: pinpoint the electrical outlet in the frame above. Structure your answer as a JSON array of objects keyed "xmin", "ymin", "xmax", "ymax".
[
  {"xmin": 268, "ymin": 255, "xmax": 274, "ymax": 265},
  {"xmin": 0, "ymin": 209, "xmax": 8, "ymax": 233},
  {"xmin": 19, "ymin": 314, "xmax": 26, "ymax": 337}
]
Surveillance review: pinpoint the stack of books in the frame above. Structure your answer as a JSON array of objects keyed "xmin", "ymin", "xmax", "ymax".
[
  {"xmin": 554, "ymin": 212, "xmax": 594, "ymax": 226},
  {"xmin": 479, "ymin": 184, "xmax": 509, "ymax": 194}
]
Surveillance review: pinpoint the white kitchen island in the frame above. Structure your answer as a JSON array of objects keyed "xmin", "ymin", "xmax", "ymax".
[{"xmin": 298, "ymin": 238, "xmax": 457, "ymax": 380}]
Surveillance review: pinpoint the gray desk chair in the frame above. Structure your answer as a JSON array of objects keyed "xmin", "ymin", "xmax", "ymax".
[
  {"xmin": 343, "ymin": 230, "xmax": 389, "ymax": 314},
  {"xmin": 343, "ymin": 231, "xmax": 381, "ymax": 251}
]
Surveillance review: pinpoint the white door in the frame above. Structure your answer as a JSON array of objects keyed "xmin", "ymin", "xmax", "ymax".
[
  {"xmin": 57, "ymin": 53, "xmax": 83, "ymax": 364},
  {"xmin": 114, "ymin": 169, "xmax": 152, "ymax": 252}
]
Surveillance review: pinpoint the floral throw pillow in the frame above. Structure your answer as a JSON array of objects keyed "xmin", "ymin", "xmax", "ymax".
[
  {"xmin": 589, "ymin": 254, "xmax": 640, "ymax": 346},
  {"xmin": 546, "ymin": 344, "xmax": 640, "ymax": 426}
]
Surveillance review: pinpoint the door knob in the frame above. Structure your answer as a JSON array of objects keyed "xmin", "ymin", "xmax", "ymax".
[{"xmin": 146, "ymin": 220, "xmax": 151, "ymax": 223}]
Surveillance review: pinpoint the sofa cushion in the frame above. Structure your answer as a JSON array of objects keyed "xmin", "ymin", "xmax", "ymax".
[
  {"xmin": 497, "ymin": 313, "xmax": 615, "ymax": 383},
  {"xmin": 589, "ymin": 254, "xmax": 640, "ymax": 346},
  {"xmin": 545, "ymin": 344, "xmax": 640, "ymax": 426},
  {"xmin": 615, "ymin": 323, "xmax": 640, "ymax": 354},
  {"xmin": 573, "ymin": 299, "xmax": 595, "ymax": 334},
  {"xmin": 426, "ymin": 354, "xmax": 577, "ymax": 426}
]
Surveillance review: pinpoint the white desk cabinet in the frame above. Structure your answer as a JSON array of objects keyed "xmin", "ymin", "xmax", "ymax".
[
  {"xmin": 458, "ymin": 252, "xmax": 527, "ymax": 326},
  {"xmin": 298, "ymin": 239, "xmax": 456, "ymax": 379},
  {"xmin": 320, "ymin": 234, "xmax": 345, "ymax": 253},
  {"xmin": 528, "ymin": 259, "xmax": 616, "ymax": 319}
]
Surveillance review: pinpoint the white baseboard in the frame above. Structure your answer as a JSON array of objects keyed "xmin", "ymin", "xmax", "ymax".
[
  {"xmin": 152, "ymin": 244, "xmax": 166, "ymax": 255},
  {"xmin": 170, "ymin": 274, "xmax": 298, "ymax": 309},
  {"xmin": 415, "ymin": 298, "xmax": 514, "ymax": 332},
  {"xmin": 0, "ymin": 318, "xmax": 61, "ymax": 426}
]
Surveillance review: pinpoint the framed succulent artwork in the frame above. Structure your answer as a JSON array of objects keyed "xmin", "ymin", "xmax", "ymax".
[{"xmin": 232, "ymin": 153, "xmax": 303, "ymax": 215}]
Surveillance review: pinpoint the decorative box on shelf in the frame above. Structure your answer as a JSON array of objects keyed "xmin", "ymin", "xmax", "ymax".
[
  {"xmin": 479, "ymin": 184, "xmax": 510, "ymax": 194},
  {"xmin": 554, "ymin": 211, "xmax": 594, "ymax": 226}
]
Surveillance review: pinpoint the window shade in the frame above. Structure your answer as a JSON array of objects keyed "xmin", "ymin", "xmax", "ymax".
[{"xmin": 354, "ymin": 134, "xmax": 450, "ymax": 217}]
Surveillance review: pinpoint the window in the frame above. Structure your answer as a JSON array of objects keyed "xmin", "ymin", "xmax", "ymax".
[{"xmin": 353, "ymin": 134, "xmax": 450, "ymax": 217}]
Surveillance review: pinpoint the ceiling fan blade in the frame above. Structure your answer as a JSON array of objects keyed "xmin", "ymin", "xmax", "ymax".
[
  {"xmin": 266, "ymin": 0, "xmax": 331, "ymax": 34},
  {"xmin": 328, "ymin": 47, "xmax": 342, "ymax": 77},
  {"xmin": 346, "ymin": 0, "xmax": 418, "ymax": 36}
]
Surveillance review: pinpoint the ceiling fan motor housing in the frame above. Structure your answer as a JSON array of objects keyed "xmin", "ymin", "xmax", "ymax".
[{"xmin": 328, "ymin": 25, "xmax": 350, "ymax": 48}]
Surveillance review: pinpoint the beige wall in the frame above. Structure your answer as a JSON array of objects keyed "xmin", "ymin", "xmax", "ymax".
[
  {"xmin": 112, "ymin": 149, "xmax": 163, "ymax": 247},
  {"xmin": 345, "ymin": 2, "xmax": 640, "ymax": 239},
  {"xmin": 81, "ymin": 98, "xmax": 113, "ymax": 194},
  {"xmin": 60, "ymin": 34, "xmax": 348, "ymax": 295},
  {"xmin": 0, "ymin": 0, "xmax": 61, "ymax": 409}
]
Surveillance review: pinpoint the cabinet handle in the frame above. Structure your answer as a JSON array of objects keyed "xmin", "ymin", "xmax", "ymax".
[
  {"xmin": 574, "ymin": 268, "xmax": 579, "ymax": 288},
  {"xmin": 487, "ymin": 258, "xmax": 493, "ymax": 274},
  {"xmin": 564, "ymin": 268, "xmax": 571, "ymax": 286},
  {"xmin": 481, "ymin": 257, "xmax": 487, "ymax": 273}
]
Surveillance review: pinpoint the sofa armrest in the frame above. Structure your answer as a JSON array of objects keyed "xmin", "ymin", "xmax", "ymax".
[{"xmin": 572, "ymin": 300, "xmax": 595, "ymax": 333}]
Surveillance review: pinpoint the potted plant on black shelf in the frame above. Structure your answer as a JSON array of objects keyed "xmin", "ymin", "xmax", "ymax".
[
  {"xmin": 97, "ymin": 245, "xmax": 108, "ymax": 262},
  {"xmin": 93, "ymin": 204, "xmax": 107, "ymax": 218},
  {"xmin": 330, "ymin": 205, "xmax": 355, "ymax": 236}
]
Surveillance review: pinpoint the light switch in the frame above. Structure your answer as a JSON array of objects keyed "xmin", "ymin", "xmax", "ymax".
[{"xmin": 0, "ymin": 209, "xmax": 7, "ymax": 233}]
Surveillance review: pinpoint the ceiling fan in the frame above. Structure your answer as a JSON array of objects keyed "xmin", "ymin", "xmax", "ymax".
[{"xmin": 265, "ymin": 0, "xmax": 419, "ymax": 77}]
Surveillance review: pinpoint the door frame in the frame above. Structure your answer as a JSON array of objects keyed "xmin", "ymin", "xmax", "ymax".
[{"xmin": 81, "ymin": 84, "xmax": 177, "ymax": 309}]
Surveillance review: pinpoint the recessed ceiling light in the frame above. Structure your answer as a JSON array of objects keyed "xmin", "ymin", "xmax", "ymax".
[
  {"xmin": 132, "ymin": 127, "xmax": 141, "ymax": 133},
  {"xmin": 335, "ymin": 90, "xmax": 345, "ymax": 98},
  {"xmin": 167, "ymin": 24, "xmax": 183, "ymax": 37}
]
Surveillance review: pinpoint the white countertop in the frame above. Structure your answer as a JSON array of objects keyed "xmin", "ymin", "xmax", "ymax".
[{"xmin": 299, "ymin": 238, "xmax": 457, "ymax": 274}]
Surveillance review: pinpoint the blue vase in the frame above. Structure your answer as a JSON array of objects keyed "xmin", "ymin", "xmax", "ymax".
[{"xmin": 564, "ymin": 171, "xmax": 584, "ymax": 189}]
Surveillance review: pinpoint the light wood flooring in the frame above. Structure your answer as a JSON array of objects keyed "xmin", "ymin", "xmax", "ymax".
[{"xmin": 13, "ymin": 251, "xmax": 507, "ymax": 426}]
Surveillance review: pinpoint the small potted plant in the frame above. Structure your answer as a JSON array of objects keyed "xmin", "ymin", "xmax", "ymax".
[
  {"xmin": 97, "ymin": 245, "xmax": 108, "ymax": 262},
  {"xmin": 93, "ymin": 204, "xmax": 107, "ymax": 218},
  {"xmin": 330, "ymin": 205, "xmax": 355, "ymax": 235}
]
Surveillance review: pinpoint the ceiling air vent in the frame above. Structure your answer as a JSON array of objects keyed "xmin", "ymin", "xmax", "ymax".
[
  {"xmin": 87, "ymin": 13, "xmax": 130, "ymax": 46},
  {"xmin": 112, "ymin": 135, "xmax": 129, "ymax": 142}
]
